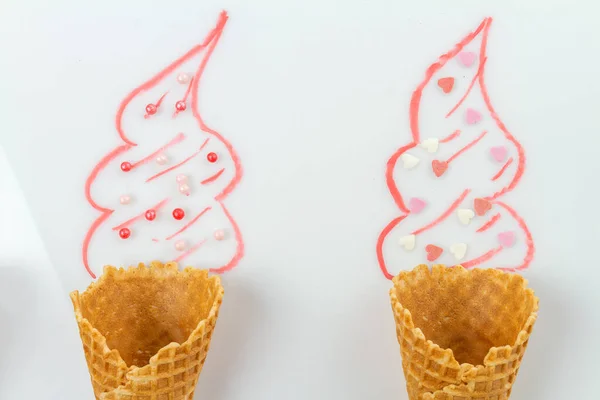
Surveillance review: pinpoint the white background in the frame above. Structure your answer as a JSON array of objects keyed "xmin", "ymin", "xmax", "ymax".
[{"xmin": 1, "ymin": 0, "xmax": 600, "ymax": 398}]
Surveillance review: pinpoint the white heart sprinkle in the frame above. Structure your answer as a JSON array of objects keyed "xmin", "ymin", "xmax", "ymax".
[
  {"xmin": 420, "ymin": 138, "xmax": 439, "ymax": 153},
  {"xmin": 399, "ymin": 235, "xmax": 416, "ymax": 251},
  {"xmin": 401, "ymin": 153, "xmax": 420, "ymax": 169},
  {"xmin": 457, "ymin": 209, "xmax": 475, "ymax": 225},
  {"xmin": 450, "ymin": 243, "xmax": 468, "ymax": 260}
]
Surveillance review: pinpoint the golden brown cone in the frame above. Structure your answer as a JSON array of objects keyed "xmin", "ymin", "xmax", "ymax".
[
  {"xmin": 70, "ymin": 261, "xmax": 224, "ymax": 400},
  {"xmin": 390, "ymin": 265, "xmax": 538, "ymax": 400}
]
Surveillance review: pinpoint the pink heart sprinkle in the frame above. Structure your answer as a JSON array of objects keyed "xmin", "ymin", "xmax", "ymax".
[
  {"xmin": 498, "ymin": 231, "xmax": 516, "ymax": 247},
  {"xmin": 490, "ymin": 146, "xmax": 508, "ymax": 162},
  {"xmin": 466, "ymin": 108, "xmax": 482, "ymax": 125},
  {"xmin": 458, "ymin": 51, "xmax": 477, "ymax": 67},
  {"xmin": 409, "ymin": 198, "xmax": 426, "ymax": 213}
]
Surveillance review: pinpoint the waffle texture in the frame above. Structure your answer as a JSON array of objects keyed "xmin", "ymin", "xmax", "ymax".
[
  {"xmin": 71, "ymin": 261, "xmax": 224, "ymax": 400},
  {"xmin": 390, "ymin": 265, "xmax": 538, "ymax": 400}
]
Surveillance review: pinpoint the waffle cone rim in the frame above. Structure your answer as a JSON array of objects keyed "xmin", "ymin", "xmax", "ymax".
[
  {"xmin": 390, "ymin": 264, "xmax": 539, "ymax": 378},
  {"xmin": 70, "ymin": 261, "xmax": 224, "ymax": 379}
]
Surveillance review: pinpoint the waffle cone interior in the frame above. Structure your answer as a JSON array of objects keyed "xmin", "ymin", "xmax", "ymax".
[
  {"xmin": 390, "ymin": 265, "xmax": 538, "ymax": 400},
  {"xmin": 71, "ymin": 261, "xmax": 224, "ymax": 400}
]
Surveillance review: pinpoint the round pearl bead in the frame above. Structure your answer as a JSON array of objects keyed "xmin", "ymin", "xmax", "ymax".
[
  {"xmin": 176, "ymin": 174, "xmax": 188, "ymax": 184},
  {"xmin": 179, "ymin": 184, "xmax": 190, "ymax": 196},
  {"xmin": 119, "ymin": 228, "xmax": 131, "ymax": 239},
  {"xmin": 172, "ymin": 208, "xmax": 185, "ymax": 220},
  {"xmin": 144, "ymin": 209, "xmax": 156, "ymax": 221},
  {"xmin": 177, "ymin": 73, "xmax": 190, "ymax": 84},
  {"xmin": 207, "ymin": 152, "xmax": 218, "ymax": 163},
  {"xmin": 120, "ymin": 162, "xmax": 132, "ymax": 172},
  {"xmin": 155, "ymin": 154, "xmax": 168, "ymax": 165},
  {"xmin": 145, "ymin": 103, "xmax": 157, "ymax": 115},
  {"xmin": 214, "ymin": 229, "xmax": 225, "ymax": 241}
]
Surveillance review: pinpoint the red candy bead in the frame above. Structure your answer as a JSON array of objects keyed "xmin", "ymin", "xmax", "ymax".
[
  {"xmin": 207, "ymin": 152, "xmax": 218, "ymax": 163},
  {"xmin": 175, "ymin": 101, "xmax": 187, "ymax": 111},
  {"xmin": 145, "ymin": 103, "xmax": 157, "ymax": 115},
  {"xmin": 119, "ymin": 228, "xmax": 131, "ymax": 239},
  {"xmin": 120, "ymin": 162, "xmax": 132, "ymax": 172},
  {"xmin": 145, "ymin": 209, "xmax": 156, "ymax": 221},
  {"xmin": 172, "ymin": 208, "xmax": 185, "ymax": 220}
]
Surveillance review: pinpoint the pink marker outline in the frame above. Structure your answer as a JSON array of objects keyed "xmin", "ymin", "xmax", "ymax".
[
  {"xmin": 377, "ymin": 17, "xmax": 534, "ymax": 280},
  {"xmin": 476, "ymin": 212, "xmax": 501, "ymax": 233},
  {"xmin": 144, "ymin": 92, "xmax": 169, "ymax": 119},
  {"xmin": 83, "ymin": 11, "xmax": 244, "ymax": 278},
  {"xmin": 201, "ymin": 168, "xmax": 225, "ymax": 185},
  {"xmin": 440, "ymin": 130, "xmax": 461, "ymax": 143},
  {"xmin": 174, "ymin": 239, "xmax": 207, "ymax": 262},
  {"xmin": 412, "ymin": 189, "xmax": 470, "ymax": 235},
  {"xmin": 445, "ymin": 130, "xmax": 487, "ymax": 164},
  {"xmin": 165, "ymin": 206, "xmax": 212, "ymax": 240},
  {"xmin": 491, "ymin": 157, "xmax": 513, "ymax": 181},
  {"xmin": 112, "ymin": 198, "xmax": 170, "ymax": 231},
  {"xmin": 445, "ymin": 59, "xmax": 486, "ymax": 118},
  {"xmin": 130, "ymin": 132, "xmax": 186, "ymax": 169}
]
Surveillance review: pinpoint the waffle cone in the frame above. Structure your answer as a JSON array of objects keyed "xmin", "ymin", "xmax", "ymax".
[
  {"xmin": 70, "ymin": 261, "xmax": 224, "ymax": 400},
  {"xmin": 390, "ymin": 265, "xmax": 538, "ymax": 400}
]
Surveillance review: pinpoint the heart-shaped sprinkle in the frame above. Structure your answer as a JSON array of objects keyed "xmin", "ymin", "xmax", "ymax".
[
  {"xmin": 457, "ymin": 209, "xmax": 475, "ymax": 225},
  {"xmin": 426, "ymin": 244, "xmax": 443, "ymax": 262},
  {"xmin": 401, "ymin": 153, "xmax": 420, "ymax": 169},
  {"xmin": 399, "ymin": 235, "xmax": 416, "ymax": 251},
  {"xmin": 450, "ymin": 243, "xmax": 468, "ymax": 260},
  {"xmin": 458, "ymin": 51, "xmax": 477, "ymax": 67},
  {"xmin": 490, "ymin": 146, "xmax": 508, "ymax": 162},
  {"xmin": 437, "ymin": 77, "xmax": 455, "ymax": 93},
  {"xmin": 409, "ymin": 198, "xmax": 426, "ymax": 213},
  {"xmin": 420, "ymin": 138, "xmax": 439, "ymax": 153},
  {"xmin": 466, "ymin": 108, "xmax": 482, "ymax": 124},
  {"xmin": 498, "ymin": 231, "xmax": 516, "ymax": 247},
  {"xmin": 474, "ymin": 198, "xmax": 492, "ymax": 216},
  {"xmin": 432, "ymin": 160, "xmax": 448, "ymax": 177}
]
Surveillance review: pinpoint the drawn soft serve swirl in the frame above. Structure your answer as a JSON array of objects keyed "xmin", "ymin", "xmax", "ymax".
[
  {"xmin": 83, "ymin": 12, "xmax": 244, "ymax": 279},
  {"xmin": 377, "ymin": 18, "xmax": 534, "ymax": 279}
]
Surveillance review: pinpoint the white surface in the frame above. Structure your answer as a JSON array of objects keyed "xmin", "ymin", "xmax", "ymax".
[
  {"xmin": 0, "ymin": 148, "xmax": 92, "ymax": 399},
  {"xmin": 1, "ymin": 0, "xmax": 600, "ymax": 398}
]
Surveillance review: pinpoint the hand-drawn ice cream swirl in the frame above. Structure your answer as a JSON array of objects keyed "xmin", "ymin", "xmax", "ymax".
[
  {"xmin": 377, "ymin": 18, "xmax": 534, "ymax": 280},
  {"xmin": 83, "ymin": 12, "xmax": 244, "ymax": 279}
]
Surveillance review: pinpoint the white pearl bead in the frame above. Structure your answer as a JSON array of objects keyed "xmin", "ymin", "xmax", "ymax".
[
  {"xmin": 214, "ymin": 229, "xmax": 225, "ymax": 241},
  {"xmin": 175, "ymin": 240, "xmax": 186, "ymax": 251},
  {"xmin": 155, "ymin": 154, "xmax": 168, "ymax": 165},
  {"xmin": 176, "ymin": 174, "xmax": 188, "ymax": 184},
  {"xmin": 179, "ymin": 183, "xmax": 190, "ymax": 195},
  {"xmin": 119, "ymin": 195, "xmax": 131, "ymax": 205},
  {"xmin": 177, "ymin": 73, "xmax": 190, "ymax": 84}
]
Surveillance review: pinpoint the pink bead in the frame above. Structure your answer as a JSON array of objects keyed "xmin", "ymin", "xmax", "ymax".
[
  {"xmin": 119, "ymin": 195, "xmax": 131, "ymax": 205},
  {"xmin": 214, "ymin": 229, "xmax": 225, "ymax": 241},
  {"xmin": 175, "ymin": 101, "xmax": 186, "ymax": 111},
  {"xmin": 176, "ymin": 174, "xmax": 188, "ymax": 184},
  {"xmin": 145, "ymin": 209, "xmax": 156, "ymax": 221},
  {"xmin": 120, "ymin": 162, "xmax": 132, "ymax": 172},
  {"xmin": 175, "ymin": 240, "xmax": 186, "ymax": 251},
  {"xmin": 206, "ymin": 152, "xmax": 218, "ymax": 163},
  {"xmin": 177, "ymin": 73, "xmax": 190, "ymax": 84},
  {"xmin": 119, "ymin": 228, "xmax": 131, "ymax": 239},
  {"xmin": 155, "ymin": 154, "xmax": 168, "ymax": 165},
  {"xmin": 145, "ymin": 103, "xmax": 157, "ymax": 115},
  {"xmin": 179, "ymin": 183, "xmax": 190, "ymax": 195}
]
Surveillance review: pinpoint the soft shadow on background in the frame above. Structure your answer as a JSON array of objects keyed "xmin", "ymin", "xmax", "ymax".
[
  {"xmin": 195, "ymin": 274, "xmax": 267, "ymax": 400},
  {"xmin": 0, "ymin": 264, "xmax": 36, "ymax": 383},
  {"xmin": 0, "ymin": 262, "xmax": 93, "ymax": 399},
  {"xmin": 510, "ymin": 272, "xmax": 571, "ymax": 399}
]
